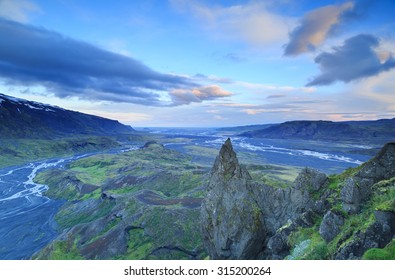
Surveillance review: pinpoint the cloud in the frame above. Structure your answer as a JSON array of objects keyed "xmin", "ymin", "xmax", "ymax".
[
  {"xmin": 284, "ymin": 2, "xmax": 354, "ymax": 56},
  {"xmin": 306, "ymin": 34, "xmax": 395, "ymax": 86},
  {"xmin": 169, "ymin": 85, "xmax": 232, "ymax": 105},
  {"xmin": 171, "ymin": 0, "xmax": 291, "ymax": 47},
  {"xmin": 267, "ymin": 94, "xmax": 286, "ymax": 99},
  {"xmin": 0, "ymin": 0, "xmax": 41, "ymax": 22},
  {"xmin": 193, "ymin": 73, "xmax": 233, "ymax": 84},
  {"xmin": 0, "ymin": 19, "xmax": 231, "ymax": 106}
]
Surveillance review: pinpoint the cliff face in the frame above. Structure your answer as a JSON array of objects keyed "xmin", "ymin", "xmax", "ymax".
[
  {"xmin": 341, "ymin": 143, "xmax": 395, "ymax": 213},
  {"xmin": 200, "ymin": 139, "xmax": 395, "ymax": 260}
]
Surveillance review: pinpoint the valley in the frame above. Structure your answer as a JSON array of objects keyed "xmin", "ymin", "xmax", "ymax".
[{"xmin": 0, "ymin": 94, "xmax": 393, "ymax": 260}]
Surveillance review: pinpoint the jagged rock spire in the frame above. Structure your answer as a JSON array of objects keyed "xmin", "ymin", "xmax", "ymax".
[
  {"xmin": 211, "ymin": 138, "xmax": 251, "ymax": 182},
  {"xmin": 200, "ymin": 138, "xmax": 264, "ymax": 259}
]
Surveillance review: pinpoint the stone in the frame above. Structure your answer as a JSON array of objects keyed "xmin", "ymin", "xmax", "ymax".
[
  {"xmin": 292, "ymin": 167, "xmax": 328, "ymax": 191},
  {"xmin": 341, "ymin": 143, "xmax": 395, "ymax": 213},
  {"xmin": 319, "ymin": 211, "xmax": 345, "ymax": 242},
  {"xmin": 340, "ymin": 178, "xmax": 362, "ymax": 213}
]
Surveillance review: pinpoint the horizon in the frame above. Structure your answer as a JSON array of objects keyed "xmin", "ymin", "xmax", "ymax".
[
  {"xmin": 1, "ymin": 0, "xmax": 395, "ymax": 127},
  {"xmin": 2, "ymin": 91, "xmax": 394, "ymax": 129}
]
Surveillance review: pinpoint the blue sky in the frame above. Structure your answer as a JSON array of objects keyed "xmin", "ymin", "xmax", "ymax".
[{"xmin": 0, "ymin": 0, "xmax": 394, "ymax": 127}]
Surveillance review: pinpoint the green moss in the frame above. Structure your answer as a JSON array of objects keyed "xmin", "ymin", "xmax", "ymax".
[
  {"xmin": 362, "ymin": 239, "xmax": 395, "ymax": 260},
  {"xmin": 50, "ymin": 240, "xmax": 84, "ymax": 260},
  {"xmin": 371, "ymin": 181, "xmax": 395, "ymax": 212},
  {"xmin": 80, "ymin": 188, "xmax": 102, "ymax": 200},
  {"xmin": 123, "ymin": 228, "xmax": 154, "ymax": 260},
  {"xmin": 55, "ymin": 199, "xmax": 115, "ymax": 230},
  {"xmin": 34, "ymin": 170, "xmax": 80, "ymax": 200},
  {"xmin": 288, "ymin": 227, "xmax": 329, "ymax": 260},
  {"xmin": 86, "ymin": 217, "xmax": 121, "ymax": 245}
]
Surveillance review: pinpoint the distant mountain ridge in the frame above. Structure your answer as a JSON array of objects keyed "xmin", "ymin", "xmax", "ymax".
[
  {"xmin": 0, "ymin": 93, "xmax": 135, "ymax": 139},
  {"xmin": 239, "ymin": 119, "xmax": 395, "ymax": 143}
]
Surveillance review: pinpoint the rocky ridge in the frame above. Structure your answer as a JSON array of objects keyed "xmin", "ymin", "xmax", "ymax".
[{"xmin": 200, "ymin": 139, "xmax": 395, "ymax": 259}]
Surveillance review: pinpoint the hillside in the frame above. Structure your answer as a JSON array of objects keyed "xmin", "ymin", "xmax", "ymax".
[
  {"xmin": 0, "ymin": 93, "xmax": 135, "ymax": 139},
  {"xmin": 31, "ymin": 139, "xmax": 395, "ymax": 260},
  {"xmin": 0, "ymin": 94, "xmax": 142, "ymax": 168},
  {"xmin": 240, "ymin": 119, "xmax": 395, "ymax": 144}
]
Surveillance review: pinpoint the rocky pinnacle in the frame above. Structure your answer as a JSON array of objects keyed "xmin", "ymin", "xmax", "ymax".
[{"xmin": 200, "ymin": 138, "xmax": 265, "ymax": 259}]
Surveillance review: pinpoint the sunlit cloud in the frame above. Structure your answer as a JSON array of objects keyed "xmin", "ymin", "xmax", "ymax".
[
  {"xmin": 169, "ymin": 85, "xmax": 232, "ymax": 105},
  {"xmin": 284, "ymin": 1, "xmax": 354, "ymax": 56}
]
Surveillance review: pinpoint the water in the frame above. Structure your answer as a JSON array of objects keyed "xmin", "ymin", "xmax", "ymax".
[
  {"xmin": 0, "ymin": 130, "xmax": 374, "ymax": 259},
  {"xmin": 160, "ymin": 129, "xmax": 372, "ymax": 174},
  {"xmin": 0, "ymin": 159, "xmax": 71, "ymax": 259}
]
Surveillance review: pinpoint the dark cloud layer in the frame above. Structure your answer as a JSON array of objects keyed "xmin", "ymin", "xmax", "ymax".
[
  {"xmin": 307, "ymin": 34, "xmax": 395, "ymax": 86},
  {"xmin": 0, "ymin": 18, "xmax": 231, "ymax": 106}
]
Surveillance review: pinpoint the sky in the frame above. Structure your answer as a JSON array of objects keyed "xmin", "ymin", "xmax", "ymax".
[{"xmin": 0, "ymin": 0, "xmax": 395, "ymax": 127}]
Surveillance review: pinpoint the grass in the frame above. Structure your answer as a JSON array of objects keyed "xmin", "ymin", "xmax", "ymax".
[
  {"xmin": 55, "ymin": 199, "xmax": 116, "ymax": 230},
  {"xmin": 287, "ymin": 227, "xmax": 329, "ymax": 260},
  {"xmin": 362, "ymin": 239, "xmax": 395, "ymax": 260},
  {"xmin": 34, "ymin": 169, "xmax": 80, "ymax": 200},
  {"xmin": 123, "ymin": 228, "xmax": 154, "ymax": 260},
  {"xmin": 50, "ymin": 240, "xmax": 84, "ymax": 260}
]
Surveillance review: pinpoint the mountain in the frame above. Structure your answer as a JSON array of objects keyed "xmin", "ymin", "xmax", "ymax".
[
  {"xmin": 215, "ymin": 124, "xmax": 276, "ymax": 135},
  {"xmin": 0, "ymin": 93, "xmax": 141, "ymax": 168},
  {"xmin": 0, "ymin": 93, "xmax": 135, "ymax": 139},
  {"xmin": 239, "ymin": 119, "xmax": 395, "ymax": 143}
]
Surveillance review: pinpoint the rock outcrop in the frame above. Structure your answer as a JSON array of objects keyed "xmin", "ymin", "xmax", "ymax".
[
  {"xmin": 200, "ymin": 139, "xmax": 328, "ymax": 259},
  {"xmin": 200, "ymin": 138, "xmax": 265, "ymax": 259},
  {"xmin": 319, "ymin": 211, "xmax": 345, "ymax": 242},
  {"xmin": 341, "ymin": 142, "xmax": 395, "ymax": 213},
  {"xmin": 254, "ymin": 167, "xmax": 328, "ymax": 234},
  {"xmin": 335, "ymin": 210, "xmax": 395, "ymax": 259},
  {"xmin": 200, "ymin": 139, "xmax": 395, "ymax": 260}
]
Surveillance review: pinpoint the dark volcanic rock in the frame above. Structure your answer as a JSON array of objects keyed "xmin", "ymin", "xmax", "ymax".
[
  {"xmin": 200, "ymin": 138, "xmax": 265, "ymax": 259},
  {"xmin": 200, "ymin": 139, "xmax": 330, "ymax": 260},
  {"xmin": 335, "ymin": 210, "xmax": 395, "ymax": 260},
  {"xmin": 254, "ymin": 167, "xmax": 328, "ymax": 234},
  {"xmin": 341, "ymin": 142, "xmax": 395, "ymax": 213},
  {"xmin": 340, "ymin": 178, "xmax": 362, "ymax": 213},
  {"xmin": 319, "ymin": 211, "xmax": 345, "ymax": 242},
  {"xmin": 265, "ymin": 209, "xmax": 317, "ymax": 259}
]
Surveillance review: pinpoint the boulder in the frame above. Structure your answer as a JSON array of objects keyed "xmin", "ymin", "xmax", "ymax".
[
  {"xmin": 340, "ymin": 178, "xmax": 362, "ymax": 213},
  {"xmin": 319, "ymin": 211, "xmax": 345, "ymax": 242}
]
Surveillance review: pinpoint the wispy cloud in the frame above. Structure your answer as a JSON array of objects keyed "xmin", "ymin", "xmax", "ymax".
[
  {"xmin": 307, "ymin": 34, "xmax": 395, "ymax": 86},
  {"xmin": 171, "ymin": 0, "xmax": 292, "ymax": 47},
  {"xmin": 0, "ymin": 0, "xmax": 41, "ymax": 22},
  {"xmin": 169, "ymin": 85, "xmax": 232, "ymax": 105},
  {"xmin": 284, "ymin": 1, "xmax": 354, "ymax": 56},
  {"xmin": 0, "ymin": 18, "xmax": 231, "ymax": 106}
]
